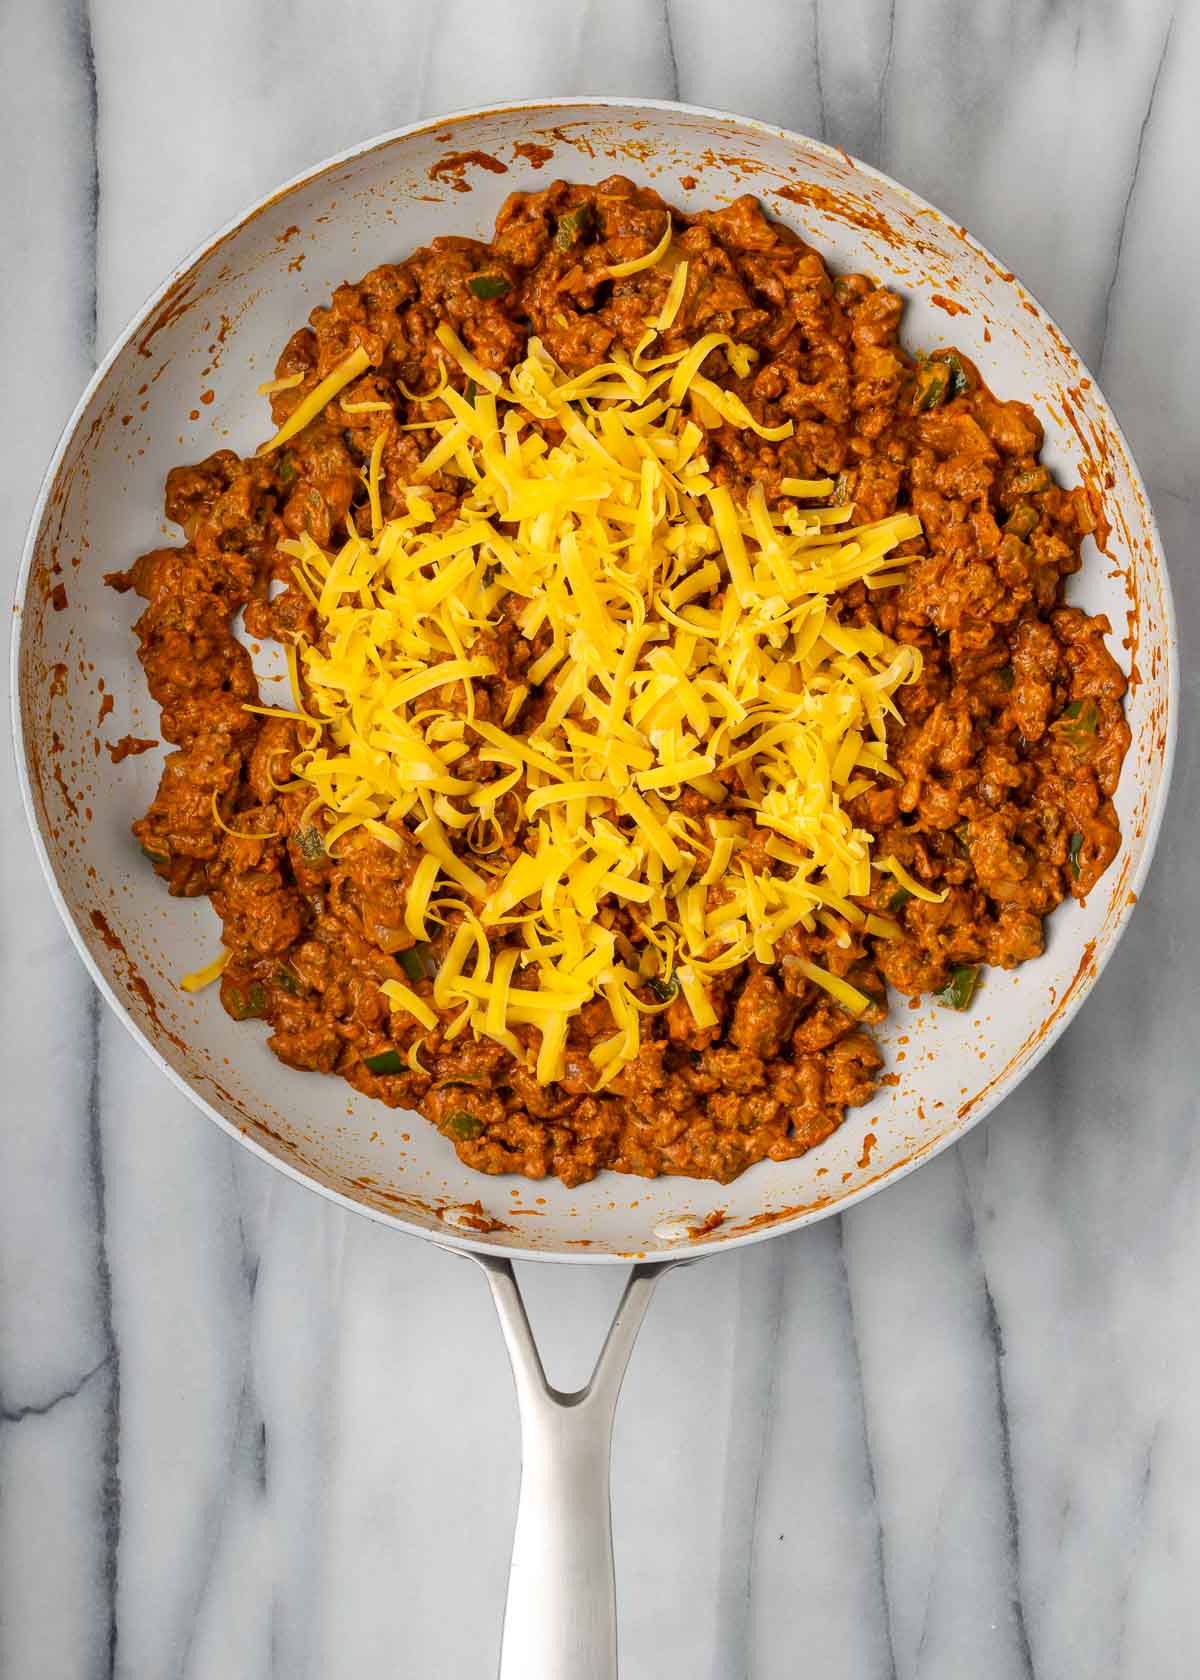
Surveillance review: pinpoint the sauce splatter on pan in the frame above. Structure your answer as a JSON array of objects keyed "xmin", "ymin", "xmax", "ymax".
[
  {"xmin": 428, "ymin": 150, "xmax": 509, "ymax": 192},
  {"xmin": 777, "ymin": 180, "xmax": 902, "ymax": 248},
  {"xmin": 512, "ymin": 141, "xmax": 553, "ymax": 169},
  {"xmin": 106, "ymin": 735, "xmax": 157, "ymax": 764}
]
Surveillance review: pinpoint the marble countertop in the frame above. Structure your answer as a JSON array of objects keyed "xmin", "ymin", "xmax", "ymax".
[{"xmin": 2, "ymin": 1, "xmax": 1197, "ymax": 1675}]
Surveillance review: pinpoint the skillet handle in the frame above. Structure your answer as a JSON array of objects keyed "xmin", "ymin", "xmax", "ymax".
[{"xmin": 474, "ymin": 1255, "xmax": 670, "ymax": 1680}]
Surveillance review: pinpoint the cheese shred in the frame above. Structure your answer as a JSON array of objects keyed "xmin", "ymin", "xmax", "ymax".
[
  {"xmin": 272, "ymin": 310, "xmax": 924, "ymax": 1084},
  {"xmin": 258, "ymin": 345, "xmax": 371, "ymax": 455},
  {"xmin": 180, "ymin": 949, "xmax": 231, "ymax": 993}
]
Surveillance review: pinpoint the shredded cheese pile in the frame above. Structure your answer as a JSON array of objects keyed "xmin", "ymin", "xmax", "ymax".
[{"xmin": 266, "ymin": 293, "xmax": 924, "ymax": 1086}]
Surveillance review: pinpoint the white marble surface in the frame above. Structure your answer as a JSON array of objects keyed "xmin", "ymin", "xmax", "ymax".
[{"xmin": 2, "ymin": 1, "xmax": 1197, "ymax": 1674}]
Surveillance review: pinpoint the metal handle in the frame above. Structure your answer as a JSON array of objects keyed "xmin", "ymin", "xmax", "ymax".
[{"xmin": 474, "ymin": 1255, "xmax": 671, "ymax": 1680}]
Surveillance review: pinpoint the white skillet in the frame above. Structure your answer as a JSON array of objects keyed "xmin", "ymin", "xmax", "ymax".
[{"xmin": 11, "ymin": 99, "xmax": 1176, "ymax": 1678}]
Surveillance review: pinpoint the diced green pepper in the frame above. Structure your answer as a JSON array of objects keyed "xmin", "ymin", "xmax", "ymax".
[
  {"xmin": 554, "ymin": 204, "xmax": 594, "ymax": 250},
  {"xmin": 140, "ymin": 839, "xmax": 170, "ymax": 864},
  {"xmin": 955, "ymin": 822, "xmax": 972, "ymax": 856},
  {"xmin": 226, "ymin": 981, "xmax": 267, "ymax": 1021},
  {"xmin": 647, "ymin": 973, "xmax": 678, "ymax": 1003},
  {"xmin": 436, "ymin": 1075, "xmax": 486, "ymax": 1091},
  {"xmin": 887, "ymin": 887, "xmax": 913, "ymax": 914},
  {"xmin": 1068, "ymin": 831, "xmax": 1084, "ymax": 879},
  {"xmin": 1058, "ymin": 698, "xmax": 1099, "ymax": 754},
  {"xmin": 944, "ymin": 352, "xmax": 969, "ymax": 399},
  {"xmin": 399, "ymin": 943, "xmax": 438, "ymax": 982},
  {"xmin": 364, "ymin": 1048, "xmax": 405, "ymax": 1075},
  {"xmin": 278, "ymin": 451, "xmax": 298, "ymax": 485},
  {"xmin": 274, "ymin": 965, "xmax": 301, "ymax": 995},
  {"xmin": 1006, "ymin": 504, "xmax": 1040, "ymax": 539},
  {"xmin": 468, "ymin": 273, "xmax": 511, "ymax": 300},
  {"xmin": 1010, "ymin": 464, "xmax": 1051, "ymax": 495},
  {"xmin": 296, "ymin": 826, "xmax": 325, "ymax": 862},
  {"xmin": 914, "ymin": 362, "xmax": 950, "ymax": 411},
  {"xmin": 997, "ymin": 663, "xmax": 1015, "ymax": 691},
  {"xmin": 939, "ymin": 965, "xmax": 979, "ymax": 1011},
  {"xmin": 440, "ymin": 1109, "xmax": 484, "ymax": 1141},
  {"xmin": 464, "ymin": 379, "xmax": 477, "ymax": 406}
]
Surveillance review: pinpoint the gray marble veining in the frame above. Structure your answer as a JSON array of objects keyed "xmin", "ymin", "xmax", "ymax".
[{"xmin": 2, "ymin": 0, "xmax": 1197, "ymax": 1675}]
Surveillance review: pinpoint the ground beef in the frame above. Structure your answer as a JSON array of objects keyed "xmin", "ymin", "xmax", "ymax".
[{"xmin": 114, "ymin": 177, "xmax": 1129, "ymax": 1186}]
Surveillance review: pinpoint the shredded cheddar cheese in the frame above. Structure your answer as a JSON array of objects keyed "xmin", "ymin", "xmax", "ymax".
[
  {"xmin": 271, "ymin": 299, "xmax": 923, "ymax": 1086},
  {"xmin": 604, "ymin": 215, "xmax": 674, "ymax": 278},
  {"xmin": 259, "ymin": 346, "xmax": 371, "ymax": 455},
  {"xmin": 181, "ymin": 948, "xmax": 231, "ymax": 992},
  {"xmin": 379, "ymin": 979, "xmax": 440, "ymax": 1031},
  {"xmin": 210, "ymin": 789, "xmax": 280, "ymax": 841},
  {"xmin": 257, "ymin": 371, "xmax": 305, "ymax": 396},
  {"xmin": 876, "ymin": 854, "xmax": 948, "ymax": 903}
]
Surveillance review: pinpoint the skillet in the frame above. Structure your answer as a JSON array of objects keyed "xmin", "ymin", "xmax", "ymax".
[{"xmin": 11, "ymin": 98, "xmax": 1176, "ymax": 1678}]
